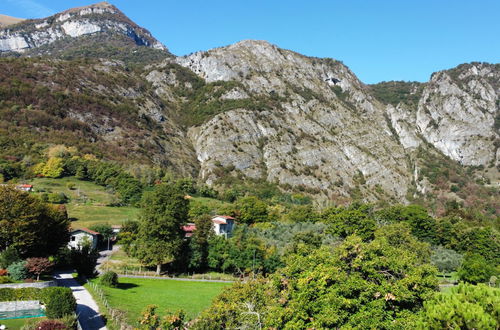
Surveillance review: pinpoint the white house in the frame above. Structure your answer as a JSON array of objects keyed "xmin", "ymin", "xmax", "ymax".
[
  {"xmin": 212, "ymin": 215, "xmax": 236, "ymax": 237},
  {"xmin": 68, "ymin": 228, "xmax": 99, "ymax": 249}
]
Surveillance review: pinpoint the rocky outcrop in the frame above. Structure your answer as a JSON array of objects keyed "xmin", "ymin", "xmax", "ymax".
[
  {"xmin": 0, "ymin": 2, "xmax": 167, "ymax": 53},
  {"xmin": 416, "ymin": 63, "xmax": 499, "ymax": 167},
  {"xmin": 174, "ymin": 40, "xmax": 412, "ymax": 200}
]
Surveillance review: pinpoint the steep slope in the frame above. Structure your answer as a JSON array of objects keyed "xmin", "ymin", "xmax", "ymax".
[
  {"xmin": 0, "ymin": 57, "xmax": 198, "ymax": 176},
  {"xmin": 169, "ymin": 40, "xmax": 412, "ymax": 201},
  {"xmin": 0, "ymin": 2, "xmax": 169, "ymax": 63}
]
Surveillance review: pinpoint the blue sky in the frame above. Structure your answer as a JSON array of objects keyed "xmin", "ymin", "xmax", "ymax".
[{"xmin": 1, "ymin": 0, "xmax": 499, "ymax": 84}]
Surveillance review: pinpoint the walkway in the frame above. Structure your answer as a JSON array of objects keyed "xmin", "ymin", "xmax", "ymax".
[{"xmin": 53, "ymin": 271, "xmax": 107, "ymax": 330}]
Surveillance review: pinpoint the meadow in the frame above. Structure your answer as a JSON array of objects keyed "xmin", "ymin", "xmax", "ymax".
[{"xmin": 88, "ymin": 277, "xmax": 231, "ymax": 324}]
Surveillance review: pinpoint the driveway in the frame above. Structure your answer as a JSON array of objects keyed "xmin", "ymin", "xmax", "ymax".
[{"xmin": 53, "ymin": 271, "xmax": 107, "ymax": 330}]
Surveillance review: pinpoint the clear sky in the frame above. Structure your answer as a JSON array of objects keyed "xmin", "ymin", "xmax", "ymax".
[{"xmin": 1, "ymin": 0, "xmax": 499, "ymax": 84}]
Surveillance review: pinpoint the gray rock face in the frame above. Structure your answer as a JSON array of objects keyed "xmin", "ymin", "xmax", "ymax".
[
  {"xmin": 0, "ymin": 2, "xmax": 167, "ymax": 53},
  {"xmin": 174, "ymin": 40, "xmax": 412, "ymax": 200},
  {"xmin": 416, "ymin": 63, "xmax": 499, "ymax": 167}
]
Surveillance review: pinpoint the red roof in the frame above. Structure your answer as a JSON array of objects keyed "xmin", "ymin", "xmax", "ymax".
[
  {"xmin": 181, "ymin": 224, "xmax": 196, "ymax": 232},
  {"xmin": 19, "ymin": 184, "xmax": 33, "ymax": 188},
  {"xmin": 215, "ymin": 215, "xmax": 235, "ymax": 220},
  {"xmin": 212, "ymin": 219, "xmax": 227, "ymax": 225},
  {"xmin": 72, "ymin": 227, "xmax": 99, "ymax": 235}
]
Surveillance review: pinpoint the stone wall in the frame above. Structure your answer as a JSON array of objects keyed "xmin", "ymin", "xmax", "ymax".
[
  {"xmin": 0, "ymin": 300, "xmax": 40, "ymax": 312},
  {"xmin": 0, "ymin": 280, "xmax": 56, "ymax": 289}
]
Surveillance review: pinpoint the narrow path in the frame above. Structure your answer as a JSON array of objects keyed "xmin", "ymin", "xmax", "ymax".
[{"xmin": 53, "ymin": 271, "xmax": 107, "ymax": 330}]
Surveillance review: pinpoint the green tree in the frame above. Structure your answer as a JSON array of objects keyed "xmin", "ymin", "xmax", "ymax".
[
  {"xmin": 189, "ymin": 214, "xmax": 213, "ymax": 271},
  {"xmin": 196, "ymin": 235, "xmax": 439, "ymax": 329},
  {"xmin": 117, "ymin": 220, "xmax": 139, "ymax": 255},
  {"xmin": 41, "ymin": 157, "xmax": 65, "ymax": 178},
  {"xmin": 418, "ymin": 283, "xmax": 499, "ymax": 329},
  {"xmin": 375, "ymin": 204, "xmax": 437, "ymax": 243},
  {"xmin": 89, "ymin": 223, "xmax": 114, "ymax": 250},
  {"xmin": 7, "ymin": 260, "xmax": 28, "ymax": 281},
  {"xmin": 0, "ymin": 186, "xmax": 70, "ymax": 257},
  {"xmin": 236, "ymin": 196, "xmax": 268, "ymax": 224},
  {"xmin": 458, "ymin": 253, "xmax": 496, "ymax": 284},
  {"xmin": 324, "ymin": 207, "xmax": 376, "ymax": 241},
  {"xmin": 0, "ymin": 246, "xmax": 21, "ymax": 269},
  {"xmin": 133, "ymin": 184, "xmax": 188, "ymax": 275},
  {"xmin": 430, "ymin": 246, "xmax": 462, "ymax": 274}
]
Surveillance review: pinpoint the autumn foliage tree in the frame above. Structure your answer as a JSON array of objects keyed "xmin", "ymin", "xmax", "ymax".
[
  {"xmin": 26, "ymin": 257, "xmax": 54, "ymax": 280},
  {"xmin": 0, "ymin": 186, "xmax": 70, "ymax": 257}
]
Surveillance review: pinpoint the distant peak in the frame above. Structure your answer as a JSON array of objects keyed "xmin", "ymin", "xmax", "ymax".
[{"xmin": 0, "ymin": 14, "xmax": 25, "ymax": 27}]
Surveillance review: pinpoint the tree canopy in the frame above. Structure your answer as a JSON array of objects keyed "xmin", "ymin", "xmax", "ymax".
[
  {"xmin": 0, "ymin": 186, "xmax": 69, "ymax": 257},
  {"xmin": 133, "ymin": 184, "xmax": 189, "ymax": 274}
]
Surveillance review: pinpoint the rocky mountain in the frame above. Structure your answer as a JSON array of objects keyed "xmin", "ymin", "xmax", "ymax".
[
  {"xmin": 0, "ymin": 2, "xmax": 169, "ymax": 63},
  {"xmin": 0, "ymin": 3, "xmax": 498, "ymax": 212}
]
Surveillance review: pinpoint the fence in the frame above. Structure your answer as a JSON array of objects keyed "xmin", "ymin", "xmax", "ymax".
[
  {"xmin": 101, "ymin": 266, "xmax": 235, "ymax": 282},
  {"xmin": 87, "ymin": 281, "xmax": 133, "ymax": 330}
]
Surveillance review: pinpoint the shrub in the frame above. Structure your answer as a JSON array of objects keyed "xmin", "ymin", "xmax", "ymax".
[
  {"xmin": 47, "ymin": 192, "xmax": 68, "ymax": 204},
  {"xmin": 41, "ymin": 287, "xmax": 76, "ymax": 319},
  {"xmin": 100, "ymin": 271, "xmax": 118, "ymax": 287},
  {"xmin": 7, "ymin": 260, "xmax": 28, "ymax": 281},
  {"xmin": 0, "ymin": 246, "xmax": 21, "ymax": 269},
  {"xmin": 36, "ymin": 319, "xmax": 68, "ymax": 329},
  {"xmin": 418, "ymin": 283, "xmax": 500, "ymax": 329},
  {"xmin": 0, "ymin": 268, "xmax": 7, "ymax": 276},
  {"xmin": 65, "ymin": 182, "xmax": 76, "ymax": 190},
  {"xmin": 0, "ymin": 276, "xmax": 11, "ymax": 283}
]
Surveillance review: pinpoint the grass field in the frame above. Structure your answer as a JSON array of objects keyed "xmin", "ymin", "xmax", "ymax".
[
  {"xmin": 89, "ymin": 277, "xmax": 231, "ymax": 324},
  {"xmin": 0, "ymin": 317, "xmax": 45, "ymax": 329},
  {"xmin": 28, "ymin": 177, "xmax": 139, "ymax": 228}
]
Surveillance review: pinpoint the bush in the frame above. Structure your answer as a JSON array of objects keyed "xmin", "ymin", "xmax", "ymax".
[
  {"xmin": 47, "ymin": 192, "xmax": 68, "ymax": 204},
  {"xmin": 0, "ymin": 246, "xmax": 21, "ymax": 269},
  {"xmin": 100, "ymin": 271, "xmax": 118, "ymax": 287},
  {"xmin": 66, "ymin": 182, "xmax": 76, "ymax": 190},
  {"xmin": 41, "ymin": 287, "xmax": 76, "ymax": 319},
  {"xmin": 0, "ymin": 287, "xmax": 41, "ymax": 301},
  {"xmin": 7, "ymin": 260, "xmax": 28, "ymax": 281},
  {"xmin": 35, "ymin": 319, "xmax": 68, "ymax": 329},
  {"xmin": 418, "ymin": 283, "xmax": 499, "ymax": 329},
  {"xmin": 0, "ymin": 276, "xmax": 11, "ymax": 283},
  {"xmin": 0, "ymin": 268, "xmax": 7, "ymax": 276}
]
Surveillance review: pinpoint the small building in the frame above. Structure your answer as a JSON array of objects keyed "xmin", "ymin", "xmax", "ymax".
[
  {"xmin": 17, "ymin": 184, "xmax": 33, "ymax": 192},
  {"xmin": 68, "ymin": 228, "xmax": 99, "ymax": 250},
  {"xmin": 181, "ymin": 223, "xmax": 196, "ymax": 238},
  {"xmin": 212, "ymin": 215, "xmax": 236, "ymax": 238}
]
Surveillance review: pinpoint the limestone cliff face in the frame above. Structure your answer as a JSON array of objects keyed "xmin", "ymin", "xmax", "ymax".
[
  {"xmin": 0, "ymin": 2, "xmax": 166, "ymax": 53},
  {"xmin": 173, "ymin": 40, "xmax": 412, "ymax": 200},
  {"xmin": 416, "ymin": 63, "xmax": 499, "ymax": 167}
]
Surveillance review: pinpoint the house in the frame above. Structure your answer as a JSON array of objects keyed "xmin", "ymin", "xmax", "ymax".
[
  {"xmin": 17, "ymin": 184, "xmax": 33, "ymax": 192},
  {"xmin": 180, "ymin": 215, "xmax": 237, "ymax": 239},
  {"xmin": 68, "ymin": 228, "xmax": 99, "ymax": 249},
  {"xmin": 181, "ymin": 223, "xmax": 196, "ymax": 238},
  {"xmin": 0, "ymin": 183, "xmax": 34, "ymax": 192},
  {"xmin": 212, "ymin": 215, "xmax": 236, "ymax": 237}
]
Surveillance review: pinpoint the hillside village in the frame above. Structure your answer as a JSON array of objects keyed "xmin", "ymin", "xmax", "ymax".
[{"xmin": 0, "ymin": 2, "xmax": 498, "ymax": 330}]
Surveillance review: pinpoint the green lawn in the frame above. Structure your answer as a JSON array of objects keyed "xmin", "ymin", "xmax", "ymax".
[
  {"xmin": 90, "ymin": 277, "xmax": 231, "ymax": 324},
  {"xmin": 28, "ymin": 177, "xmax": 139, "ymax": 228},
  {"xmin": 0, "ymin": 317, "xmax": 45, "ymax": 330}
]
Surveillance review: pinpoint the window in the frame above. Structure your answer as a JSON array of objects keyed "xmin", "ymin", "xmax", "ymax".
[{"xmin": 71, "ymin": 236, "xmax": 76, "ymax": 241}]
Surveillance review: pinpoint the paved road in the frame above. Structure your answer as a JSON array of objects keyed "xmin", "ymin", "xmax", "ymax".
[{"xmin": 53, "ymin": 271, "xmax": 107, "ymax": 330}]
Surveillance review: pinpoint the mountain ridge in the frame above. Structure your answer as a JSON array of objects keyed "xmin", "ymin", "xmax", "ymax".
[{"xmin": 0, "ymin": 3, "xmax": 497, "ymax": 216}]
